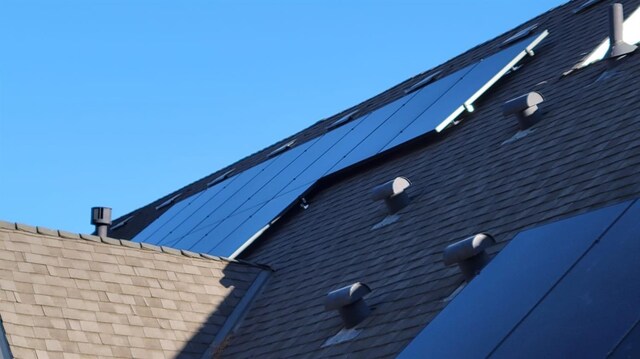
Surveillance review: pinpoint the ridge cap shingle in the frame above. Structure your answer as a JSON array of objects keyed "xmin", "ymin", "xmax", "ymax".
[{"xmin": 0, "ymin": 219, "xmax": 272, "ymax": 271}]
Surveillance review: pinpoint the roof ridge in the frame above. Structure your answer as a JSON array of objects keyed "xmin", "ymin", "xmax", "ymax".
[{"xmin": 0, "ymin": 219, "xmax": 272, "ymax": 271}]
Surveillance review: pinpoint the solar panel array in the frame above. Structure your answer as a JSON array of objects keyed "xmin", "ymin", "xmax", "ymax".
[
  {"xmin": 133, "ymin": 31, "xmax": 549, "ymax": 257},
  {"xmin": 398, "ymin": 198, "xmax": 640, "ymax": 358}
]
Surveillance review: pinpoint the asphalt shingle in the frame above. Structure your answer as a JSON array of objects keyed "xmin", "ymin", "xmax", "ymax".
[{"xmin": 0, "ymin": 224, "xmax": 265, "ymax": 358}]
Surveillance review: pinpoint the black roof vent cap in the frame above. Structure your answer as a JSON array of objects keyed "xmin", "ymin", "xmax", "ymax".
[
  {"xmin": 325, "ymin": 282, "xmax": 372, "ymax": 329},
  {"xmin": 573, "ymin": 0, "xmax": 603, "ymax": 14},
  {"xmin": 404, "ymin": 70, "xmax": 442, "ymax": 94},
  {"xmin": 443, "ymin": 233, "xmax": 496, "ymax": 281},
  {"xmin": 503, "ymin": 91, "xmax": 544, "ymax": 130},
  {"xmin": 155, "ymin": 193, "xmax": 181, "ymax": 210},
  {"xmin": 267, "ymin": 139, "xmax": 296, "ymax": 158},
  {"xmin": 207, "ymin": 168, "xmax": 235, "ymax": 187},
  {"xmin": 91, "ymin": 207, "xmax": 112, "ymax": 237},
  {"xmin": 371, "ymin": 177, "xmax": 411, "ymax": 214},
  {"xmin": 327, "ymin": 110, "xmax": 359, "ymax": 130},
  {"xmin": 110, "ymin": 215, "xmax": 133, "ymax": 231},
  {"xmin": 501, "ymin": 23, "xmax": 539, "ymax": 47},
  {"xmin": 606, "ymin": 3, "xmax": 637, "ymax": 58}
]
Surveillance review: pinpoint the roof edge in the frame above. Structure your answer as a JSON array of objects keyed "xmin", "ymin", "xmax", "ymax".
[{"xmin": 0, "ymin": 219, "xmax": 272, "ymax": 271}]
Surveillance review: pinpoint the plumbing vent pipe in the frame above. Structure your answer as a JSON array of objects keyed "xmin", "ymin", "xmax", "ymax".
[
  {"xmin": 503, "ymin": 92, "xmax": 544, "ymax": 130},
  {"xmin": 325, "ymin": 282, "xmax": 371, "ymax": 328},
  {"xmin": 606, "ymin": 3, "xmax": 637, "ymax": 58},
  {"xmin": 371, "ymin": 177, "xmax": 411, "ymax": 214},
  {"xmin": 91, "ymin": 207, "xmax": 112, "ymax": 237},
  {"xmin": 443, "ymin": 233, "xmax": 496, "ymax": 281}
]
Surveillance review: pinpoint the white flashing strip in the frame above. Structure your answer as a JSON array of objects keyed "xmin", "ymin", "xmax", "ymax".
[
  {"xmin": 229, "ymin": 223, "xmax": 271, "ymax": 259},
  {"xmin": 580, "ymin": 6, "xmax": 640, "ymax": 67},
  {"xmin": 436, "ymin": 106, "xmax": 467, "ymax": 132},
  {"xmin": 436, "ymin": 30, "xmax": 549, "ymax": 133}
]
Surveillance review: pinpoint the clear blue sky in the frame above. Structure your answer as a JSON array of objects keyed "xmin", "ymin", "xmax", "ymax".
[{"xmin": 0, "ymin": 0, "xmax": 566, "ymax": 234}]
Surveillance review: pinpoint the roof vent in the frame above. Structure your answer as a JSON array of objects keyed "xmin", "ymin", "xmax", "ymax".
[
  {"xmin": 155, "ymin": 193, "xmax": 181, "ymax": 210},
  {"xmin": 371, "ymin": 177, "xmax": 411, "ymax": 214},
  {"xmin": 325, "ymin": 282, "xmax": 372, "ymax": 329},
  {"xmin": 501, "ymin": 23, "xmax": 539, "ymax": 47},
  {"xmin": 404, "ymin": 71, "xmax": 442, "ymax": 94},
  {"xmin": 207, "ymin": 168, "xmax": 235, "ymax": 187},
  {"xmin": 443, "ymin": 233, "xmax": 496, "ymax": 281},
  {"xmin": 606, "ymin": 3, "xmax": 637, "ymax": 58},
  {"xmin": 503, "ymin": 92, "xmax": 544, "ymax": 130},
  {"xmin": 267, "ymin": 140, "xmax": 296, "ymax": 158},
  {"xmin": 327, "ymin": 110, "xmax": 359, "ymax": 130},
  {"xmin": 91, "ymin": 207, "xmax": 112, "ymax": 237},
  {"xmin": 573, "ymin": 0, "xmax": 603, "ymax": 14},
  {"xmin": 110, "ymin": 215, "xmax": 133, "ymax": 231}
]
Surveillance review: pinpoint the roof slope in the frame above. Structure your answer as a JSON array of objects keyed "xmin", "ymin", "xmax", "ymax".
[
  {"xmin": 214, "ymin": 0, "xmax": 640, "ymax": 357},
  {"xmin": 0, "ymin": 222, "xmax": 265, "ymax": 358}
]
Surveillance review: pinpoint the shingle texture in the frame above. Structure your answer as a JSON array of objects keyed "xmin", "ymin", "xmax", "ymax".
[{"xmin": 0, "ymin": 224, "xmax": 264, "ymax": 359}]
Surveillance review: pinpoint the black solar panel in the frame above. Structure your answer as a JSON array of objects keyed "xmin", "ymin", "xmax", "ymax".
[
  {"xmin": 398, "ymin": 199, "xmax": 637, "ymax": 358},
  {"xmin": 133, "ymin": 32, "xmax": 550, "ymax": 257}
]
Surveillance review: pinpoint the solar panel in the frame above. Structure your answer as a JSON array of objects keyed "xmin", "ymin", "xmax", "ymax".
[
  {"xmin": 490, "ymin": 199, "xmax": 640, "ymax": 358},
  {"xmin": 501, "ymin": 24, "xmax": 539, "ymax": 47},
  {"xmin": 385, "ymin": 31, "xmax": 548, "ymax": 150},
  {"xmin": 327, "ymin": 110, "xmax": 360, "ymax": 130},
  {"xmin": 193, "ymin": 139, "xmax": 315, "ymax": 223},
  {"xmin": 235, "ymin": 122, "xmax": 354, "ymax": 210},
  {"xmin": 328, "ymin": 94, "xmax": 412, "ymax": 174},
  {"xmin": 609, "ymin": 319, "xmax": 640, "ymax": 358},
  {"xmin": 133, "ymin": 32, "xmax": 550, "ymax": 258},
  {"xmin": 332, "ymin": 65, "xmax": 472, "ymax": 171},
  {"xmin": 397, "ymin": 200, "xmax": 632, "ymax": 358},
  {"xmin": 404, "ymin": 70, "xmax": 442, "ymax": 94},
  {"xmin": 133, "ymin": 172, "xmax": 236, "ymax": 244},
  {"xmin": 156, "ymin": 141, "xmax": 315, "ymax": 247},
  {"xmin": 140, "ymin": 160, "xmax": 269, "ymax": 245}
]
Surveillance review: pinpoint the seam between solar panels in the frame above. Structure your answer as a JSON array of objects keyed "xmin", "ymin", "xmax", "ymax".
[
  {"xmin": 326, "ymin": 90, "xmax": 420, "ymax": 173},
  {"xmin": 379, "ymin": 63, "xmax": 478, "ymax": 152},
  {"xmin": 154, "ymin": 178, "xmax": 236, "ymax": 246},
  {"xmin": 207, "ymin": 111, "xmax": 382, "ymax": 253},
  {"xmin": 139, "ymin": 189, "xmax": 209, "ymax": 243},
  {"xmin": 160, "ymin": 160, "xmax": 279, "ymax": 248},
  {"xmin": 183, "ymin": 92, "xmax": 418, "ymax": 252},
  {"xmin": 183, "ymin": 137, "xmax": 327, "ymax": 251},
  {"xmin": 606, "ymin": 314, "xmax": 640, "ymax": 357},
  {"xmin": 485, "ymin": 199, "xmax": 637, "ymax": 358}
]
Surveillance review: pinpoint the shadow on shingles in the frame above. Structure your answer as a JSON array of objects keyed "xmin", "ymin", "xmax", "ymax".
[{"xmin": 175, "ymin": 263, "xmax": 261, "ymax": 359}]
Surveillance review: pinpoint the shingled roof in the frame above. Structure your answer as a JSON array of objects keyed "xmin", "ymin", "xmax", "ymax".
[
  {"xmin": 0, "ymin": 222, "xmax": 268, "ymax": 358},
  {"xmin": 3, "ymin": 0, "xmax": 640, "ymax": 357},
  {"xmin": 214, "ymin": 0, "xmax": 640, "ymax": 356}
]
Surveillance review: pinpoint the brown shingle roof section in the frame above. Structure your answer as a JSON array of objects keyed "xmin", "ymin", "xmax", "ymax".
[{"xmin": 0, "ymin": 223, "xmax": 266, "ymax": 358}]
